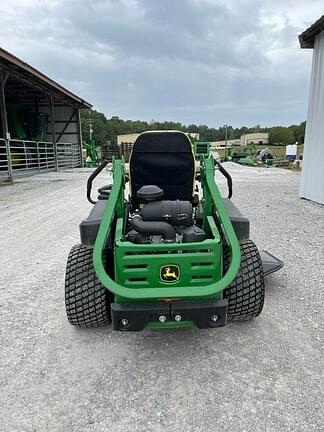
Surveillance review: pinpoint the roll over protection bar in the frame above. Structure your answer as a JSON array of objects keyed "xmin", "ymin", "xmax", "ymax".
[
  {"xmin": 87, "ymin": 159, "xmax": 109, "ymax": 204},
  {"xmin": 214, "ymin": 160, "xmax": 233, "ymax": 199}
]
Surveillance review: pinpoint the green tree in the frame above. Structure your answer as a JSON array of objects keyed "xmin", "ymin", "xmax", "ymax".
[
  {"xmin": 80, "ymin": 110, "xmax": 107, "ymax": 144},
  {"xmin": 269, "ymin": 126, "xmax": 295, "ymax": 145},
  {"xmin": 80, "ymin": 109, "xmax": 305, "ymax": 147},
  {"xmin": 288, "ymin": 123, "xmax": 305, "ymax": 143},
  {"xmin": 296, "ymin": 121, "xmax": 306, "ymax": 144}
]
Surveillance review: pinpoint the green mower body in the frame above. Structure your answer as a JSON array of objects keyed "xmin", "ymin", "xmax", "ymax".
[{"xmin": 65, "ymin": 131, "xmax": 282, "ymax": 331}]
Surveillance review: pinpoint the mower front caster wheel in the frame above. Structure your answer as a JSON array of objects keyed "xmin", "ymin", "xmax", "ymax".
[{"xmin": 65, "ymin": 244, "xmax": 111, "ymax": 327}]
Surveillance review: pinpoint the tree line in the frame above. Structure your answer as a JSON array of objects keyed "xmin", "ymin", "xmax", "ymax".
[{"xmin": 80, "ymin": 110, "xmax": 306, "ymax": 146}]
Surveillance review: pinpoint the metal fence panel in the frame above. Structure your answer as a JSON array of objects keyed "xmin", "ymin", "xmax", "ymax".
[
  {"xmin": 9, "ymin": 140, "xmax": 55, "ymax": 177},
  {"xmin": 57, "ymin": 142, "xmax": 81, "ymax": 169},
  {"xmin": 0, "ymin": 139, "xmax": 81, "ymax": 182}
]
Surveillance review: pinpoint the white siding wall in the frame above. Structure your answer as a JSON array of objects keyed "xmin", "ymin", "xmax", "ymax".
[{"xmin": 300, "ymin": 31, "xmax": 324, "ymax": 204}]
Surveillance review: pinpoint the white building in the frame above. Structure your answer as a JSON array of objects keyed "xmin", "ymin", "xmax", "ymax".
[
  {"xmin": 211, "ymin": 139, "xmax": 240, "ymax": 148},
  {"xmin": 188, "ymin": 132, "xmax": 200, "ymax": 141},
  {"xmin": 117, "ymin": 133, "xmax": 139, "ymax": 145},
  {"xmin": 240, "ymin": 133, "xmax": 269, "ymax": 146},
  {"xmin": 299, "ymin": 16, "xmax": 324, "ymax": 204}
]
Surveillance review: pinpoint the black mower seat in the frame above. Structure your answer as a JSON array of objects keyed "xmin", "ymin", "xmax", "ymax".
[{"xmin": 129, "ymin": 131, "xmax": 195, "ymax": 203}]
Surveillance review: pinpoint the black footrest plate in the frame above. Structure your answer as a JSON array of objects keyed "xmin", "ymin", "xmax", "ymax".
[{"xmin": 111, "ymin": 299, "xmax": 228, "ymax": 331}]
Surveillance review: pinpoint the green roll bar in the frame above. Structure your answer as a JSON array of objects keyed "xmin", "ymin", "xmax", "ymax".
[{"xmin": 93, "ymin": 157, "xmax": 241, "ymax": 300}]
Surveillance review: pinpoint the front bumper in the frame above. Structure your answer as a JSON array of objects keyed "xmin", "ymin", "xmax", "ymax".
[{"xmin": 111, "ymin": 299, "xmax": 228, "ymax": 331}]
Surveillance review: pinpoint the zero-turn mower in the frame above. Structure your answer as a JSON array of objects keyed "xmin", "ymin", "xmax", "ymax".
[{"xmin": 65, "ymin": 131, "xmax": 283, "ymax": 331}]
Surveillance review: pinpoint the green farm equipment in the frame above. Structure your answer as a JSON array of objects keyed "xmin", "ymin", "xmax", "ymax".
[
  {"xmin": 237, "ymin": 155, "xmax": 255, "ymax": 166},
  {"xmin": 256, "ymin": 148, "xmax": 274, "ymax": 167},
  {"xmin": 84, "ymin": 138, "xmax": 100, "ymax": 167},
  {"xmin": 65, "ymin": 131, "xmax": 283, "ymax": 331}
]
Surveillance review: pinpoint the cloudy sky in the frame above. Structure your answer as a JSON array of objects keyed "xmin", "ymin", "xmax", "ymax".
[{"xmin": 1, "ymin": 0, "xmax": 323, "ymax": 127}]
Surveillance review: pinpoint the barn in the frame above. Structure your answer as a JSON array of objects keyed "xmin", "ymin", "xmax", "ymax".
[
  {"xmin": 0, "ymin": 48, "xmax": 91, "ymax": 182},
  {"xmin": 299, "ymin": 16, "xmax": 324, "ymax": 204}
]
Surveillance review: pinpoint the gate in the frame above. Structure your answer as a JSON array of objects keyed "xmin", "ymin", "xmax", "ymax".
[{"xmin": 0, "ymin": 139, "xmax": 81, "ymax": 182}]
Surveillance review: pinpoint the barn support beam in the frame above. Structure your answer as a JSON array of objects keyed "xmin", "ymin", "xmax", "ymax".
[
  {"xmin": 48, "ymin": 95, "xmax": 58, "ymax": 171},
  {"xmin": 0, "ymin": 71, "xmax": 13, "ymax": 181},
  {"xmin": 77, "ymin": 108, "xmax": 84, "ymax": 167}
]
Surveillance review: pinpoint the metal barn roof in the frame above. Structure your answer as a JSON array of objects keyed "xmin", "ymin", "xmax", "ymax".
[
  {"xmin": 299, "ymin": 15, "xmax": 324, "ymax": 48},
  {"xmin": 0, "ymin": 47, "xmax": 92, "ymax": 108}
]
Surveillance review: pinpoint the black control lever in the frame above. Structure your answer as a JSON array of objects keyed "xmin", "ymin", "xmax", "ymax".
[
  {"xmin": 214, "ymin": 160, "xmax": 233, "ymax": 199},
  {"xmin": 87, "ymin": 159, "xmax": 109, "ymax": 204}
]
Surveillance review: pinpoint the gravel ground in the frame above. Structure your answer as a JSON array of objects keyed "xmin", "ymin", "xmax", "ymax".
[{"xmin": 0, "ymin": 164, "xmax": 323, "ymax": 432}]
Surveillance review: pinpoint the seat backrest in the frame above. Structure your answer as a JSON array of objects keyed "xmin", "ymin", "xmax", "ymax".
[{"xmin": 129, "ymin": 131, "xmax": 195, "ymax": 202}]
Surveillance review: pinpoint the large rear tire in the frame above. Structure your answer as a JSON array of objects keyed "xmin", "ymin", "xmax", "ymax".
[
  {"xmin": 65, "ymin": 244, "xmax": 111, "ymax": 327},
  {"xmin": 223, "ymin": 240, "xmax": 265, "ymax": 321}
]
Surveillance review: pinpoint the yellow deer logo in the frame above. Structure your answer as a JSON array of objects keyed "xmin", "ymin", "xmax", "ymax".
[
  {"xmin": 164, "ymin": 267, "xmax": 177, "ymax": 279},
  {"xmin": 160, "ymin": 265, "xmax": 180, "ymax": 283}
]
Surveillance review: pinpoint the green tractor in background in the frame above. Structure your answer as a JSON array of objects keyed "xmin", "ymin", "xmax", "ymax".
[
  {"xmin": 65, "ymin": 131, "xmax": 283, "ymax": 331},
  {"xmin": 230, "ymin": 144, "xmax": 256, "ymax": 166},
  {"xmin": 83, "ymin": 138, "xmax": 100, "ymax": 167}
]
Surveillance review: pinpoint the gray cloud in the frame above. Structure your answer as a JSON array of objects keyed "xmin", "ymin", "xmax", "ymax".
[{"xmin": 1, "ymin": 0, "xmax": 323, "ymax": 126}]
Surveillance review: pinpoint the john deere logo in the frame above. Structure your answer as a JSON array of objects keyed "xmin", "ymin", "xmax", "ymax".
[{"xmin": 160, "ymin": 265, "xmax": 180, "ymax": 283}]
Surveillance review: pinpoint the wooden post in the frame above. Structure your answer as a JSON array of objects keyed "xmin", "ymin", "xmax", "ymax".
[
  {"xmin": 48, "ymin": 95, "xmax": 58, "ymax": 171},
  {"xmin": 0, "ymin": 71, "xmax": 13, "ymax": 181},
  {"xmin": 77, "ymin": 108, "xmax": 84, "ymax": 167}
]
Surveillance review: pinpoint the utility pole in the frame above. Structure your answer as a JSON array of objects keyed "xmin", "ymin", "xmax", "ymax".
[
  {"xmin": 224, "ymin": 124, "xmax": 228, "ymax": 161},
  {"xmin": 89, "ymin": 110, "xmax": 93, "ymax": 141}
]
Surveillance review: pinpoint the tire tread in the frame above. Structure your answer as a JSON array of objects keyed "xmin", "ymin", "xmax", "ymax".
[
  {"xmin": 65, "ymin": 244, "xmax": 110, "ymax": 327},
  {"xmin": 224, "ymin": 240, "xmax": 265, "ymax": 321}
]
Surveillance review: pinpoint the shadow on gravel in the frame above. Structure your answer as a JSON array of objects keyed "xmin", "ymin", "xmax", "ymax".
[{"xmin": 69, "ymin": 317, "xmax": 260, "ymax": 355}]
